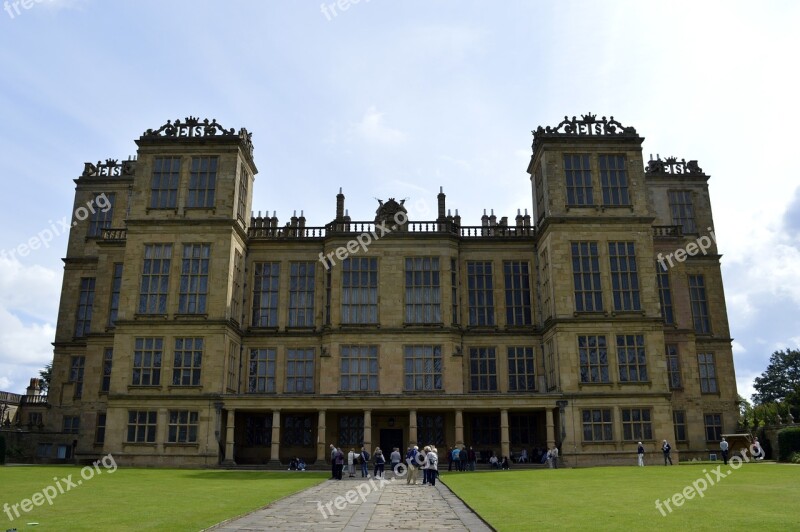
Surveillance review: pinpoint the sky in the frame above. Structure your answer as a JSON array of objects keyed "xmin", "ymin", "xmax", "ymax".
[{"xmin": 0, "ymin": 0, "xmax": 798, "ymax": 401}]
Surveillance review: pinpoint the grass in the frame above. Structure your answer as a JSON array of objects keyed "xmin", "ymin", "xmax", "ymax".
[
  {"xmin": 441, "ymin": 462, "xmax": 800, "ymax": 531},
  {"xmin": 0, "ymin": 466, "xmax": 327, "ymax": 531}
]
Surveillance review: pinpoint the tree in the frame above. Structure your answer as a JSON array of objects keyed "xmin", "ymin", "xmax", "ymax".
[
  {"xmin": 752, "ymin": 349, "xmax": 800, "ymax": 404},
  {"xmin": 39, "ymin": 362, "xmax": 52, "ymax": 394}
]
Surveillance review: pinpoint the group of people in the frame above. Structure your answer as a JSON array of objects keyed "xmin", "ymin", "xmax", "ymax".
[
  {"xmin": 330, "ymin": 444, "xmax": 395, "ymax": 480},
  {"xmin": 287, "ymin": 457, "xmax": 306, "ymax": 471},
  {"xmin": 405, "ymin": 445, "xmax": 439, "ymax": 486},
  {"xmin": 488, "ymin": 454, "xmax": 510, "ymax": 469}
]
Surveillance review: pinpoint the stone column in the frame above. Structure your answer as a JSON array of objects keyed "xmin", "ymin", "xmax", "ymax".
[
  {"xmin": 546, "ymin": 408, "xmax": 555, "ymax": 448},
  {"xmin": 222, "ymin": 409, "xmax": 236, "ymax": 466},
  {"xmin": 409, "ymin": 410, "xmax": 417, "ymax": 446},
  {"xmin": 317, "ymin": 410, "xmax": 327, "ymax": 462},
  {"xmin": 363, "ymin": 410, "xmax": 372, "ymax": 450},
  {"xmin": 270, "ymin": 410, "xmax": 281, "ymax": 464},
  {"xmin": 455, "ymin": 410, "xmax": 464, "ymax": 447},
  {"xmin": 500, "ymin": 409, "xmax": 510, "ymax": 459}
]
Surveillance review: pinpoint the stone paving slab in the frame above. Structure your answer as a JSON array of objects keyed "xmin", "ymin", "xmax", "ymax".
[{"xmin": 207, "ymin": 472, "xmax": 493, "ymax": 531}]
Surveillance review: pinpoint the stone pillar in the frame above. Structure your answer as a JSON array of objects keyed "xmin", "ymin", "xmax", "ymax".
[
  {"xmin": 223, "ymin": 409, "xmax": 236, "ymax": 466},
  {"xmin": 363, "ymin": 410, "xmax": 372, "ymax": 450},
  {"xmin": 409, "ymin": 410, "xmax": 417, "ymax": 446},
  {"xmin": 270, "ymin": 410, "xmax": 281, "ymax": 464},
  {"xmin": 317, "ymin": 410, "xmax": 327, "ymax": 462},
  {"xmin": 546, "ymin": 408, "xmax": 555, "ymax": 448},
  {"xmin": 455, "ymin": 410, "xmax": 464, "ymax": 447},
  {"xmin": 500, "ymin": 409, "xmax": 510, "ymax": 459}
]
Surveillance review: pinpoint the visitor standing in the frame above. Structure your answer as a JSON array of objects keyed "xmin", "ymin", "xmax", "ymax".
[
  {"xmin": 329, "ymin": 444, "xmax": 337, "ymax": 479},
  {"xmin": 551, "ymin": 446, "xmax": 559, "ymax": 469},
  {"xmin": 360, "ymin": 446, "xmax": 370, "ymax": 477},
  {"xmin": 347, "ymin": 448, "xmax": 356, "ymax": 477},
  {"xmin": 390, "ymin": 447, "xmax": 401, "ymax": 474},
  {"xmin": 662, "ymin": 440, "xmax": 673, "ymax": 465},
  {"xmin": 373, "ymin": 447, "xmax": 385, "ymax": 478},
  {"xmin": 428, "ymin": 446, "xmax": 439, "ymax": 486},
  {"xmin": 334, "ymin": 447, "xmax": 345, "ymax": 479},
  {"xmin": 720, "ymin": 437, "xmax": 729, "ymax": 465},
  {"xmin": 406, "ymin": 445, "xmax": 419, "ymax": 484},
  {"xmin": 637, "ymin": 442, "xmax": 645, "ymax": 466}
]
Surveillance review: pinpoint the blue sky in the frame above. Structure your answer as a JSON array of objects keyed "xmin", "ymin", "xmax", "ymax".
[{"xmin": 0, "ymin": 0, "xmax": 798, "ymax": 400}]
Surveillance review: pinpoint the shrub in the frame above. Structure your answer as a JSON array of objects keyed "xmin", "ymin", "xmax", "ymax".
[
  {"xmin": 777, "ymin": 427, "xmax": 800, "ymax": 462},
  {"xmin": 791, "ymin": 452, "xmax": 800, "ymax": 464}
]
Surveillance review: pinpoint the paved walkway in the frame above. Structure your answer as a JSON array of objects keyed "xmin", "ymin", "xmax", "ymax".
[{"xmin": 207, "ymin": 472, "xmax": 493, "ymax": 531}]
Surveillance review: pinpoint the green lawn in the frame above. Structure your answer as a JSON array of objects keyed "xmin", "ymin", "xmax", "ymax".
[
  {"xmin": 442, "ymin": 463, "xmax": 800, "ymax": 531},
  {"xmin": 0, "ymin": 467, "xmax": 327, "ymax": 531}
]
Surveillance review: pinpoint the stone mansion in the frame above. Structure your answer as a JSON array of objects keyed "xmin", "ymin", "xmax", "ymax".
[{"xmin": 18, "ymin": 114, "xmax": 738, "ymax": 466}]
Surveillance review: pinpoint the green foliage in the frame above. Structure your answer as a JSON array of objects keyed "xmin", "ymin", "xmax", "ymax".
[
  {"xmin": 39, "ymin": 361, "xmax": 53, "ymax": 393},
  {"xmin": 791, "ymin": 452, "xmax": 800, "ymax": 464},
  {"xmin": 753, "ymin": 349, "xmax": 800, "ymax": 405},
  {"xmin": 777, "ymin": 427, "xmax": 800, "ymax": 462}
]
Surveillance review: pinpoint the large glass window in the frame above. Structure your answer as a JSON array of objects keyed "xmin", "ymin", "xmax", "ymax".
[
  {"xmin": 564, "ymin": 154, "xmax": 593, "ymax": 205},
  {"xmin": 599, "ymin": 155, "xmax": 630, "ymax": 205},
  {"xmin": 338, "ymin": 415, "xmax": 364, "ymax": 447},
  {"xmin": 168, "ymin": 411, "xmax": 198, "ymax": 443},
  {"xmin": 616, "ymin": 334, "xmax": 647, "ymax": 382},
  {"xmin": 508, "ymin": 347, "xmax": 535, "ymax": 391},
  {"xmin": 108, "ymin": 264, "xmax": 123, "ymax": 326},
  {"xmin": 656, "ymin": 261, "xmax": 674, "ymax": 324},
  {"xmin": 578, "ymin": 335, "xmax": 609, "ymax": 383},
  {"xmin": 417, "ymin": 413, "xmax": 446, "ymax": 447},
  {"xmin": 582, "ymin": 409, "xmax": 613, "ymax": 441},
  {"xmin": 127, "ymin": 410, "xmax": 157, "ymax": 443},
  {"xmin": 467, "ymin": 261, "xmax": 494, "ymax": 326},
  {"xmin": 571, "ymin": 242, "xmax": 603, "ymax": 312},
  {"xmin": 172, "ymin": 337, "xmax": 203, "ymax": 386},
  {"xmin": 187, "ymin": 156, "xmax": 217, "ymax": 208},
  {"xmin": 621, "ymin": 408, "xmax": 653, "ymax": 441},
  {"xmin": 138, "ymin": 244, "xmax": 172, "ymax": 314},
  {"xmin": 403, "ymin": 345, "xmax": 443, "ymax": 391},
  {"xmin": 698, "ymin": 353, "xmax": 718, "ymax": 393},
  {"xmin": 286, "ymin": 348, "xmax": 315, "ymax": 393},
  {"xmin": 665, "ymin": 344, "xmax": 681, "ymax": 389},
  {"xmin": 288, "ymin": 262, "xmax": 316, "ymax": 327},
  {"xmin": 133, "ymin": 337, "xmax": 163, "ymax": 386},
  {"xmin": 283, "ymin": 414, "xmax": 314, "ymax": 446},
  {"xmin": 150, "ymin": 157, "xmax": 180, "ymax": 209},
  {"xmin": 668, "ymin": 190, "xmax": 697, "ymax": 233},
  {"xmin": 248, "ymin": 348, "xmax": 276, "ymax": 393},
  {"xmin": 87, "ymin": 192, "xmax": 115, "ymax": 237},
  {"xmin": 673, "ymin": 410, "xmax": 687, "ymax": 442},
  {"xmin": 341, "ymin": 258, "xmax": 378, "ymax": 324},
  {"xmin": 101, "ymin": 348, "xmax": 113, "ymax": 393},
  {"xmin": 704, "ymin": 413, "xmax": 722, "ymax": 442},
  {"xmin": 69, "ymin": 356, "xmax": 85, "ymax": 398},
  {"xmin": 340, "ymin": 345, "xmax": 379, "ymax": 392},
  {"xmin": 179, "ymin": 244, "xmax": 210, "ymax": 314},
  {"xmin": 689, "ymin": 274, "xmax": 711, "ymax": 334},
  {"xmin": 608, "ymin": 242, "xmax": 640, "ymax": 311},
  {"xmin": 469, "ymin": 347, "xmax": 497, "ymax": 392},
  {"xmin": 252, "ymin": 262, "xmax": 280, "ymax": 327},
  {"xmin": 405, "ymin": 257, "xmax": 442, "ymax": 324},
  {"xmin": 504, "ymin": 261, "xmax": 532, "ymax": 325},
  {"xmin": 74, "ymin": 278, "xmax": 95, "ymax": 337}
]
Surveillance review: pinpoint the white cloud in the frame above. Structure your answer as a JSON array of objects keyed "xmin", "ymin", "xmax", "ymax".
[{"xmin": 352, "ymin": 106, "xmax": 406, "ymax": 145}]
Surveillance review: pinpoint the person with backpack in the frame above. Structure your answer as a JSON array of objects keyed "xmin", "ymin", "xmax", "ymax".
[
  {"xmin": 360, "ymin": 446, "xmax": 370, "ymax": 477},
  {"xmin": 406, "ymin": 445, "xmax": 419, "ymax": 484},
  {"xmin": 334, "ymin": 447, "xmax": 345, "ymax": 479},
  {"xmin": 373, "ymin": 447, "xmax": 386, "ymax": 478},
  {"xmin": 427, "ymin": 446, "xmax": 439, "ymax": 486}
]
